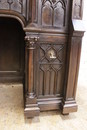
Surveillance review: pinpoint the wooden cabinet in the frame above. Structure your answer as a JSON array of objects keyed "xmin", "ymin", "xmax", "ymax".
[{"xmin": 0, "ymin": 0, "xmax": 85, "ymax": 118}]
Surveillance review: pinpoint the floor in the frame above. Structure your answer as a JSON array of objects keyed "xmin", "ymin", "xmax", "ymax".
[{"xmin": 0, "ymin": 83, "xmax": 87, "ymax": 130}]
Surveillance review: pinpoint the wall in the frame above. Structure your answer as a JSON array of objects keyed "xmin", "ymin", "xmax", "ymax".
[{"xmin": 78, "ymin": 0, "xmax": 87, "ymax": 86}]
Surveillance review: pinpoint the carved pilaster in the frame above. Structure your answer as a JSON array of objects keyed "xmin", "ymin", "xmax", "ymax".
[
  {"xmin": 28, "ymin": 0, "xmax": 38, "ymax": 27},
  {"xmin": 61, "ymin": 19, "xmax": 85, "ymax": 114},
  {"xmin": 72, "ymin": 0, "xmax": 83, "ymax": 19},
  {"xmin": 24, "ymin": 35, "xmax": 40, "ymax": 118},
  {"xmin": 25, "ymin": 36, "xmax": 39, "ymax": 96}
]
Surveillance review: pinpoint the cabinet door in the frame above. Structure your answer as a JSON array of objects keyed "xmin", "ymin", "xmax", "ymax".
[{"xmin": 34, "ymin": 35, "xmax": 67, "ymax": 98}]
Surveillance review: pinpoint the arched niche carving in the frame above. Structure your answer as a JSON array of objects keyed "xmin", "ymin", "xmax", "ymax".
[
  {"xmin": 54, "ymin": 1, "xmax": 65, "ymax": 27},
  {"xmin": 42, "ymin": 1, "xmax": 53, "ymax": 26}
]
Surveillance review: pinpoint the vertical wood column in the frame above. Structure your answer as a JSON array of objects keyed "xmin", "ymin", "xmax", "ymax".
[
  {"xmin": 62, "ymin": 20, "xmax": 85, "ymax": 114},
  {"xmin": 25, "ymin": 36, "xmax": 37, "ymax": 97},
  {"xmin": 24, "ymin": 34, "xmax": 40, "ymax": 118}
]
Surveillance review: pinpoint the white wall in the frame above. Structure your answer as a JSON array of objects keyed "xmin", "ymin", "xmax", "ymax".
[{"xmin": 78, "ymin": 0, "xmax": 87, "ymax": 86}]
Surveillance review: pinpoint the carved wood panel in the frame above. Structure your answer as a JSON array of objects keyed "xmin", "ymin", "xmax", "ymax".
[
  {"xmin": 35, "ymin": 41, "xmax": 67, "ymax": 97},
  {"xmin": 42, "ymin": 0, "xmax": 66, "ymax": 27},
  {"xmin": 0, "ymin": 0, "xmax": 26, "ymax": 18},
  {"xmin": 38, "ymin": 0, "xmax": 71, "ymax": 30},
  {"xmin": 73, "ymin": 0, "xmax": 83, "ymax": 19}
]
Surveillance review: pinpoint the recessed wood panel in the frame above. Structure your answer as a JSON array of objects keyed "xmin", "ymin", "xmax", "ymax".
[
  {"xmin": 0, "ymin": 17, "xmax": 25, "ymax": 82},
  {"xmin": 0, "ymin": 0, "xmax": 27, "ymax": 18},
  {"xmin": 36, "ymin": 41, "xmax": 67, "ymax": 97},
  {"xmin": 38, "ymin": 0, "xmax": 71, "ymax": 31}
]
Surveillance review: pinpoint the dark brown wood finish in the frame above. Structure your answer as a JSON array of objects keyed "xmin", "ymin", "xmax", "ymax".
[
  {"xmin": 0, "ymin": 0, "xmax": 85, "ymax": 118},
  {"xmin": 0, "ymin": 17, "xmax": 25, "ymax": 82}
]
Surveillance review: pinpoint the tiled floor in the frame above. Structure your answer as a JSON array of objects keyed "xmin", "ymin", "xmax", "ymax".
[{"xmin": 0, "ymin": 83, "xmax": 87, "ymax": 130}]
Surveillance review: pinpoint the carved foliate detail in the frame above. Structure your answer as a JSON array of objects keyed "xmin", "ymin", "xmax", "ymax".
[{"xmin": 25, "ymin": 36, "xmax": 39, "ymax": 50}]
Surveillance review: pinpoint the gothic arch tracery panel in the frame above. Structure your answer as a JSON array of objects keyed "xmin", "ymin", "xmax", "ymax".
[
  {"xmin": 73, "ymin": 0, "xmax": 83, "ymax": 19},
  {"xmin": 53, "ymin": 1, "xmax": 66, "ymax": 27},
  {"xmin": 0, "ymin": 0, "xmax": 26, "ymax": 18},
  {"xmin": 42, "ymin": 1, "xmax": 53, "ymax": 26},
  {"xmin": 41, "ymin": 0, "xmax": 67, "ymax": 27}
]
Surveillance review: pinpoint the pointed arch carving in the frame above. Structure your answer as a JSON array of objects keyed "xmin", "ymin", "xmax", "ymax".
[
  {"xmin": 42, "ymin": 1, "xmax": 53, "ymax": 26},
  {"xmin": 0, "ymin": 0, "xmax": 27, "ymax": 28},
  {"xmin": 0, "ymin": 0, "xmax": 27, "ymax": 26},
  {"xmin": 73, "ymin": 0, "xmax": 83, "ymax": 19},
  {"xmin": 41, "ymin": 0, "xmax": 67, "ymax": 27}
]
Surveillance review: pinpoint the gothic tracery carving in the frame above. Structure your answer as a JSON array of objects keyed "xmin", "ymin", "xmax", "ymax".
[
  {"xmin": 37, "ymin": 42, "xmax": 66, "ymax": 95},
  {"xmin": 41, "ymin": 0, "xmax": 67, "ymax": 27},
  {"xmin": 73, "ymin": 0, "xmax": 83, "ymax": 19},
  {"xmin": 0, "ymin": 0, "xmax": 24, "ymax": 15}
]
